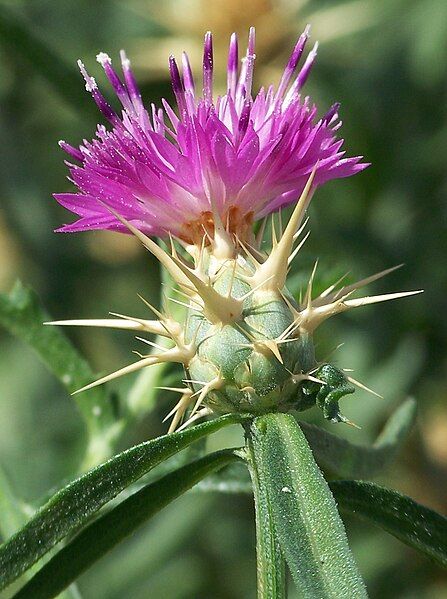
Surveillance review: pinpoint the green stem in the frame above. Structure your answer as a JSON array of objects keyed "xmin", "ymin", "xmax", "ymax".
[{"xmin": 245, "ymin": 423, "xmax": 287, "ymax": 599}]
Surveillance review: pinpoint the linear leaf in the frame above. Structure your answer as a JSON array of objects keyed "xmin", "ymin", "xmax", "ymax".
[
  {"xmin": 246, "ymin": 432, "xmax": 286, "ymax": 598},
  {"xmin": 0, "ymin": 281, "xmax": 117, "ymax": 438},
  {"xmin": 251, "ymin": 413, "xmax": 367, "ymax": 598},
  {"xmin": 0, "ymin": 413, "xmax": 245, "ymax": 591},
  {"xmin": 0, "ymin": 469, "xmax": 82, "ymax": 599},
  {"xmin": 194, "ymin": 461, "xmax": 252, "ymax": 494},
  {"xmin": 331, "ymin": 480, "xmax": 447, "ymax": 567},
  {"xmin": 191, "ymin": 400, "xmax": 416, "ymax": 493},
  {"xmin": 300, "ymin": 398, "xmax": 416, "ymax": 479},
  {"xmin": 0, "ymin": 465, "xmax": 31, "ymax": 541},
  {"xmin": 189, "ymin": 439, "xmax": 447, "ymax": 569},
  {"xmin": 12, "ymin": 450, "xmax": 240, "ymax": 599}
]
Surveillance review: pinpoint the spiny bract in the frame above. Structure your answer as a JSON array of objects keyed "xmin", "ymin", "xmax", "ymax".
[
  {"xmin": 50, "ymin": 28, "xmax": 421, "ymax": 432},
  {"xmin": 50, "ymin": 174, "xmax": 420, "ymax": 431}
]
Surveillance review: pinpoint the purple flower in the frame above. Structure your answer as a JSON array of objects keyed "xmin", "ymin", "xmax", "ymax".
[{"xmin": 55, "ymin": 27, "xmax": 368, "ymax": 243}]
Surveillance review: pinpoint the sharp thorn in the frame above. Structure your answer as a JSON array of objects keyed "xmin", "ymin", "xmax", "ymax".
[{"xmin": 346, "ymin": 375, "xmax": 384, "ymax": 399}]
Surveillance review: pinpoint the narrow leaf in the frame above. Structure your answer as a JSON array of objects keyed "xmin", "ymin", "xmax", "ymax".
[
  {"xmin": 251, "ymin": 413, "xmax": 367, "ymax": 598},
  {"xmin": 300, "ymin": 398, "xmax": 416, "ymax": 478},
  {"xmin": 0, "ymin": 465, "xmax": 31, "ymax": 541},
  {"xmin": 0, "ymin": 282, "xmax": 118, "ymax": 442},
  {"xmin": 194, "ymin": 461, "xmax": 252, "ymax": 494},
  {"xmin": 0, "ymin": 413, "xmax": 245, "ymax": 591},
  {"xmin": 246, "ymin": 433, "xmax": 286, "ymax": 598},
  {"xmin": 331, "ymin": 480, "xmax": 447, "ymax": 567},
  {"xmin": 13, "ymin": 450, "xmax": 240, "ymax": 599},
  {"xmin": 0, "ymin": 468, "xmax": 82, "ymax": 599}
]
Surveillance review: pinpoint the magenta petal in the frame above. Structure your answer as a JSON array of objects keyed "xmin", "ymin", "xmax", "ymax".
[{"xmin": 55, "ymin": 28, "xmax": 368, "ymax": 239}]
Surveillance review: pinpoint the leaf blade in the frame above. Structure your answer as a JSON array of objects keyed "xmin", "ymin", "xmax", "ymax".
[
  {"xmin": 252, "ymin": 413, "xmax": 367, "ymax": 598},
  {"xmin": 12, "ymin": 450, "xmax": 240, "ymax": 599},
  {"xmin": 0, "ymin": 282, "xmax": 116, "ymax": 441},
  {"xmin": 0, "ymin": 465, "xmax": 31, "ymax": 541},
  {"xmin": 246, "ymin": 430, "xmax": 286, "ymax": 598},
  {"xmin": 331, "ymin": 480, "xmax": 447, "ymax": 567},
  {"xmin": 0, "ymin": 413, "xmax": 245, "ymax": 591}
]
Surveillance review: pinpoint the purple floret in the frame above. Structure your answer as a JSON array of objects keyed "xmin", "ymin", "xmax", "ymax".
[{"xmin": 55, "ymin": 27, "xmax": 368, "ymax": 242}]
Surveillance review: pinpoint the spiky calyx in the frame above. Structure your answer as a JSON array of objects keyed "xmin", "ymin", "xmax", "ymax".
[{"xmin": 48, "ymin": 176, "xmax": 422, "ymax": 431}]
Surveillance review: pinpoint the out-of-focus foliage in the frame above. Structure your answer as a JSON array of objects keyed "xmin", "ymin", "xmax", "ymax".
[{"xmin": 0, "ymin": 0, "xmax": 445, "ymax": 597}]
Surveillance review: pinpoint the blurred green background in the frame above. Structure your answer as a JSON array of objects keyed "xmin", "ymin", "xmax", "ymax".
[{"xmin": 0, "ymin": 0, "xmax": 446, "ymax": 597}]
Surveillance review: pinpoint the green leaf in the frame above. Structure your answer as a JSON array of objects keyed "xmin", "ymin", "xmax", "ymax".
[
  {"xmin": 0, "ymin": 5, "xmax": 97, "ymax": 118},
  {"xmin": 331, "ymin": 480, "xmax": 447, "ymax": 567},
  {"xmin": 12, "ymin": 450, "xmax": 240, "ymax": 599},
  {"xmin": 0, "ymin": 468, "xmax": 83, "ymax": 599},
  {"xmin": 194, "ymin": 461, "xmax": 252, "ymax": 494},
  {"xmin": 0, "ymin": 282, "xmax": 121, "ymax": 464},
  {"xmin": 246, "ymin": 432, "xmax": 286, "ymax": 598},
  {"xmin": 250, "ymin": 413, "xmax": 367, "ymax": 598},
  {"xmin": 0, "ymin": 465, "xmax": 31, "ymax": 541},
  {"xmin": 300, "ymin": 398, "xmax": 416, "ymax": 479},
  {"xmin": 0, "ymin": 413, "xmax": 245, "ymax": 592},
  {"xmin": 191, "ymin": 400, "xmax": 417, "ymax": 494}
]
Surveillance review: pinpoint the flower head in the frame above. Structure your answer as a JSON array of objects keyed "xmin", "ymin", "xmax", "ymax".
[
  {"xmin": 51, "ymin": 28, "xmax": 422, "ymax": 433},
  {"xmin": 55, "ymin": 27, "xmax": 367, "ymax": 244}
]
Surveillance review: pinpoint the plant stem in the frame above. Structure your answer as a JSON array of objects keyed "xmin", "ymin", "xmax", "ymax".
[
  {"xmin": 252, "ymin": 413, "xmax": 368, "ymax": 598},
  {"xmin": 245, "ymin": 424, "xmax": 287, "ymax": 599}
]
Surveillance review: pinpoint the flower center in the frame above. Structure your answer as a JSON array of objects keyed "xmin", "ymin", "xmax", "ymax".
[{"xmin": 179, "ymin": 206, "xmax": 254, "ymax": 246}]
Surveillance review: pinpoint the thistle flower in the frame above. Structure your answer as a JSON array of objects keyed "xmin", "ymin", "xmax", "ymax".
[
  {"xmin": 55, "ymin": 27, "xmax": 365, "ymax": 240},
  {"xmin": 51, "ymin": 28, "xmax": 421, "ymax": 432}
]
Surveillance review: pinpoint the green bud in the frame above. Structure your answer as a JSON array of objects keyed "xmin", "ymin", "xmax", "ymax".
[{"xmin": 186, "ymin": 259, "xmax": 316, "ymax": 415}]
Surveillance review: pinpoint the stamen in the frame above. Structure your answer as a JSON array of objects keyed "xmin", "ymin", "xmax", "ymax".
[
  {"xmin": 244, "ymin": 27, "xmax": 256, "ymax": 99},
  {"xmin": 322, "ymin": 102, "xmax": 340, "ymax": 125},
  {"xmin": 284, "ymin": 41, "xmax": 319, "ymax": 106},
  {"xmin": 275, "ymin": 25, "xmax": 310, "ymax": 102},
  {"xmin": 203, "ymin": 31, "xmax": 213, "ymax": 105},
  {"xmin": 298, "ymin": 41, "xmax": 319, "ymax": 87},
  {"xmin": 169, "ymin": 55, "xmax": 187, "ymax": 118},
  {"xmin": 227, "ymin": 32, "xmax": 239, "ymax": 97},
  {"xmin": 181, "ymin": 51, "xmax": 195, "ymax": 95},
  {"xmin": 96, "ymin": 52, "xmax": 133, "ymax": 113},
  {"xmin": 120, "ymin": 50, "xmax": 141, "ymax": 103},
  {"xmin": 77, "ymin": 60, "xmax": 119, "ymax": 125}
]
